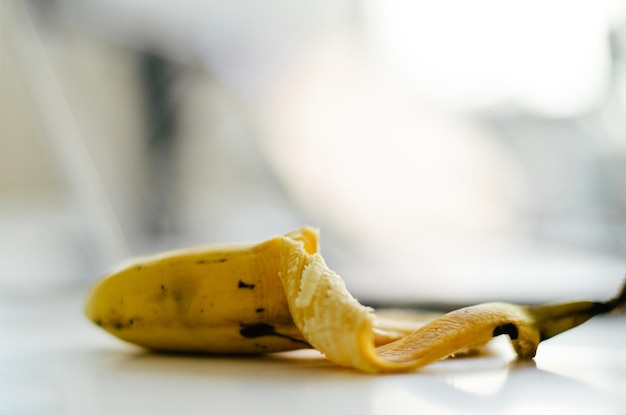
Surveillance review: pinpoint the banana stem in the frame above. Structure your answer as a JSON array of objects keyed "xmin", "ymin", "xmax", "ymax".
[{"xmin": 526, "ymin": 280, "xmax": 626, "ymax": 341}]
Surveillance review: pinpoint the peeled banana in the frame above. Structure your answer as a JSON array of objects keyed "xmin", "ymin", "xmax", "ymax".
[{"xmin": 86, "ymin": 227, "xmax": 626, "ymax": 373}]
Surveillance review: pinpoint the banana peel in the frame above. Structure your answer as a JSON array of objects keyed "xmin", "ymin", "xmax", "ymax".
[{"xmin": 86, "ymin": 227, "xmax": 626, "ymax": 373}]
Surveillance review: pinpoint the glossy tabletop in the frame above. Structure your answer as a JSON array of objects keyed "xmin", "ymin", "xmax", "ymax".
[{"xmin": 2, "ymin": 290, "xmax": 625, "ymax": 415}]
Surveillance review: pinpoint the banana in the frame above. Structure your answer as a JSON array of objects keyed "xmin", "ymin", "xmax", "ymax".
[
  {"xmin": 85, "ymin": 227, "xmax": 318, "ymax": 354},
  {"xmin": 86, "ymin": 227, "xmax": 626, "ymax": 373}
]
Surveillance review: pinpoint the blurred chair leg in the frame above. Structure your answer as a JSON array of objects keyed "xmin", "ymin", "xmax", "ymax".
[{"xmin": 139, "ymin": 51, "xmax": 183, "ymax": 239}]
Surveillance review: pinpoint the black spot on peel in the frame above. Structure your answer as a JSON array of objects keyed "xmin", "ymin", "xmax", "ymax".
[
  {"xmin": 172, "ymin": 289, "xmax": 184, "ymax": 304},
  {"xmin": 240, "ymin": 323, "xmax": 275, "ymax": 338},
  {"xmin": 196, "ymin": 258, "xmax": 228, "ymax": 264},
  {"xmin": 493, "ymin": 323, "xmax": 519, "ymax": 340},
  {"xmin": 239, "ymin": 323, "xmax": 307, "ymax": 345},
  {"xmin": 107, "ymin": 318, "xmax": 137, "ymax": 331},
  {"xmin": 238, "ymin": 280, "xmax": 255, "ymax": 289},
  {"xmin": 255, "ymin": 308, "xmax": 265, "ymax": 313}
]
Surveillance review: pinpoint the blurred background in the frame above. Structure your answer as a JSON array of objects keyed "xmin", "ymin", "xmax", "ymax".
[{"xmin": 2, "ymin": 0, "xmax": 626, "ymax": 306}]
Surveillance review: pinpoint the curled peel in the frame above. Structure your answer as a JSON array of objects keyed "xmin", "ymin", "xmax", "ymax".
[{"xmin": 277, "ymin": 233, "xmax": 626, "ymax": 373}]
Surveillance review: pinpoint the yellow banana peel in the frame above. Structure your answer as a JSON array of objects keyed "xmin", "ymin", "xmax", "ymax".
[{"xmin": 86, "ymin": 227, "xmax": 626, "ymax": 373}]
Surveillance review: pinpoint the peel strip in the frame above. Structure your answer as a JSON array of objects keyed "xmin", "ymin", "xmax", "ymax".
[{"xmin": 278, "ymin": 236, "xmax": 626, "ymax": 373}]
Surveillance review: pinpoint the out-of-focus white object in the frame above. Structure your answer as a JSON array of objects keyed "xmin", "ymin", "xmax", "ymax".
[
  {"xmin": 259, "ymin": 31, "xmax": 626, "ymax": 304},
  {"xmin": 365, "ymin": 0, "xmax": 618, "ymax": 116},
  {"xmin": 262, "ymin": 35, "xmax": 526, "ymax": 250}
]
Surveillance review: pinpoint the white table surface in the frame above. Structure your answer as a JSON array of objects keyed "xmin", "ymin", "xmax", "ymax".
[{"xmin": 2, "ymin": 288, "xmax": 625, "ymax": 415}]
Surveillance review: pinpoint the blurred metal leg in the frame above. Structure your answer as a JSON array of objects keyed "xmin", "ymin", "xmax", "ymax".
[
  {"xmin": 139, "ymin": 50, "xmax": 181, "ymax": 239},
  {"xmin": 3, "ymin": 0, "xmax": 132, "ymax": 271}
]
